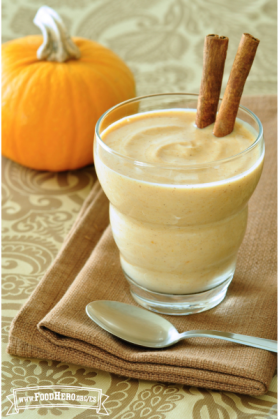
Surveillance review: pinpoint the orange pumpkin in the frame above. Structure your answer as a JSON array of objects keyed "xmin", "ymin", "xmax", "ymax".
[{"xmin": 2, "ymin": 6, "xmax": 136, "ymax": 171}]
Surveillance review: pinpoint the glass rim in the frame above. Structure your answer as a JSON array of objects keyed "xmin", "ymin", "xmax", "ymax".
[{"xmin": 95, "ymin": 93, "xmax": 264, "ymax": 170}]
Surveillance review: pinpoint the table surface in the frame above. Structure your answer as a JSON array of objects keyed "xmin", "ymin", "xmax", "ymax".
[{"xmin": 2, "ymin": 0, "xmax": 277, "ymax": 418}]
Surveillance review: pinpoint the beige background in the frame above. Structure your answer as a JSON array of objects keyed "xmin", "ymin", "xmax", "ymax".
[{"xmin": 2, "ymin": 0, "xmax": 277, "ymax": 418}]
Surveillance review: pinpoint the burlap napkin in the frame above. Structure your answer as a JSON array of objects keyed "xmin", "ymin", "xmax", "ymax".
[{"xmin": 7, "ymin": 96, "xmax": 277, "ymax": 396}]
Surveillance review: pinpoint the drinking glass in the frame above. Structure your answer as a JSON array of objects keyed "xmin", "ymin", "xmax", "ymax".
[{"xmin": 94, "ymin": 93, "xmax": 264, "ymax": 315}]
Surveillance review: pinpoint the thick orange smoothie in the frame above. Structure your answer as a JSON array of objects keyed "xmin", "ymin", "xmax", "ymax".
[{"xmin": 95, "ymin": 109, "xmax": 264, "ymax": 294}]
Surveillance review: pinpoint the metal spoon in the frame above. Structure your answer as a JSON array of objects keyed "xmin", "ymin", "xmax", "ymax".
[{"xmin": 86, "ymin": 300, "xmax": 277, "ymax": 353}]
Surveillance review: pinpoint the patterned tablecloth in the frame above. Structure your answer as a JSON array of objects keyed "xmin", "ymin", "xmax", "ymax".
[{"xmin": 2, "ymin": 0, "xmax": 277, "ymax": 418}]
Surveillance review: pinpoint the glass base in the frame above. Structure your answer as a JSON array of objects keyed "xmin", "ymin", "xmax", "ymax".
[{"xmin": 125, "ymin": 273, "xmax": 233, "ymax": 315}]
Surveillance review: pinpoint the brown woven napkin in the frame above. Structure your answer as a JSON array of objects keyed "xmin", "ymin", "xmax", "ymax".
[{"xmin": 7, "ymin": 96, "xmax": 277, "ymax": 396}]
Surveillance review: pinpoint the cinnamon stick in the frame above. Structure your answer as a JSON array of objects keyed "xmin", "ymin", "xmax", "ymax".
[
  {"xmin": 213, "ymin": 33, "xmax": 260, "ymax": 137},
  {"xmin": 195, "ymin": 34, "xmax": 229, "ymax": 129}
]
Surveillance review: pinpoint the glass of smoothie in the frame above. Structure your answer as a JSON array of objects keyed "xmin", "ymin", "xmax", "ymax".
[{"xmin": 94, "ymin": 93, "xmax": 264, "ymax": 315}]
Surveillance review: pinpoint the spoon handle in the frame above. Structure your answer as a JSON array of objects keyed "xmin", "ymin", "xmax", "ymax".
[{"xmin": 179, "ymin": 330, "xmax": 277, "ymax": 353}]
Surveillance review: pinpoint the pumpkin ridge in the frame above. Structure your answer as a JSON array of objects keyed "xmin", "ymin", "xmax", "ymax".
[
  {"xmin": 25, "ymin": 65, "xmax": 58, "ymax": 168},
  {"xmin": 64, "ymin": 65, "xmax": 80, "ymax": 169},
  {"xmin": 3, "ymin": 56, "xmax": 39, "ymax": 70},
  {"xmin": 80, "ymin": 60, "xmax": 134, "ymax": 104},
  {"xmin": 6, "ymin": 64, "xmax": 44, "ymax": 164},
  {"xmin": 102, "ymin": 66, "xmax": 135, "ymax": 102},
  {"xmin": 55, "ymin": 63, "xmax": 98, "ymax": 170},
  {"xmin": 71, "ymin": 64, "xmax": 107, "ymax": 130},
  {"xmin": 2, "ymin": 37, "xmax": 42, "ymax": 66},
  {"xmin": 49, "ymin": 65, "xmax": 80, "ymax": 171},
  {"xmin": 2, "ymin": 62, "xmax": 46, "ymax": 90},
  {"xmin": 39, "ymin": 65, "xmax": 58, "ymax": 170},
  {"xmin": 87, "ymin": 64, "xmax": 125, "ymax": 105},
  {"xmin": 67, "ymin": 60, "xmax": 121, "ymax": 106}
]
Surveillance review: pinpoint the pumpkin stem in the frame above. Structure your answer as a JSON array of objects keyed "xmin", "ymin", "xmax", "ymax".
[{"xmin": 33, "ymin": 6, "xmax": 81, "ymax": 62}]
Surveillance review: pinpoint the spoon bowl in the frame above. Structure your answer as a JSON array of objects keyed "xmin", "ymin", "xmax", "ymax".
[
  {"xmin": 86, "ymin": 300, "xmax": 277, "ymax": 352},
  {"xmin": 86, "ymin": 300, "xmax": 180, "ymax": 348}
]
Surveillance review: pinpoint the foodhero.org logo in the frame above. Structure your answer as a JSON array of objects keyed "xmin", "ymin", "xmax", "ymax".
[{"xmin": 6, "ymin": 385, "xmax": 109, "ymax": 415}]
